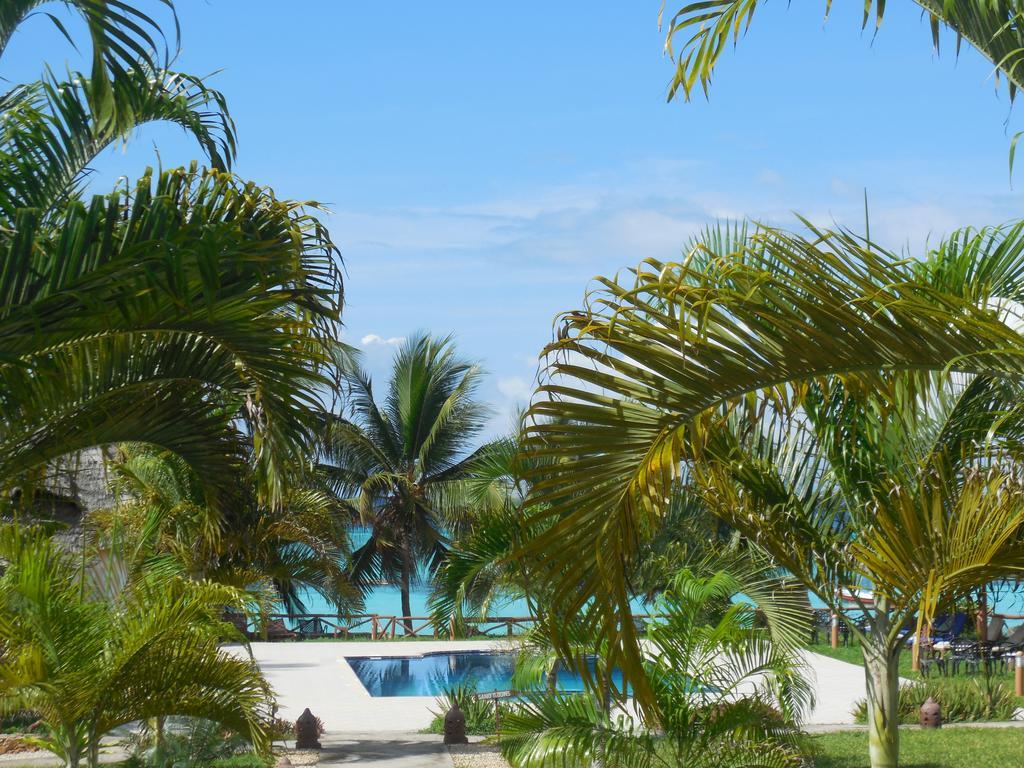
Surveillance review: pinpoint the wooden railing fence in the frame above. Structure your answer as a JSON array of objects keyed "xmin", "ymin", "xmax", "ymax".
[{"xmin": 247, "ymin": 613, "xmax": 655, "ymax": 641}]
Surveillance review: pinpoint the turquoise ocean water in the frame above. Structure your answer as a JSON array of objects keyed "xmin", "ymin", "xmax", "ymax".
[
  {"xmin": 289, "ymin": 526, "xmax": 1024, "ymax": 627},
  {"xmin": 294, "ymin": 584, "xmax": 1024, "ymax": 621}
]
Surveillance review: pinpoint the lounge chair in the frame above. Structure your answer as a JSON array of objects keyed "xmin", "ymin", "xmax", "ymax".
[
  {"xmin": 265, "ymin": 618, "xmax": 299, "ymax": 641},
  {"xmin": 932, "ymin": 613, "xmax": 968, "ymax": 644},
  {"xmin": 295, "ymin": 617, "xmax": 330, "ymax": 639}
]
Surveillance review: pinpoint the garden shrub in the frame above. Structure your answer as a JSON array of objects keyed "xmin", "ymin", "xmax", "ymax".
[
  {"xmin": 128, "ymin": 717, "xmax": 271, "ymax": 768},
  {"xmin": 425, "ymin": 685, "xmax": 515, "ymax": 735},
  {"xmin": 853, "ymin": 678, "xmax": 1017, "ymax": 724}
]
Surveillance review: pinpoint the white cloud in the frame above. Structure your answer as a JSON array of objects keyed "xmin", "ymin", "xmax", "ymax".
[
  {"xmin": 496, "ymin": 376, "xmax": 533, "ymax": 402},
  {"xmin": 360, "ymin": 333, "xmax": 405, "ymax": 347},
  {"xmin": 333, "ymin": 157, "xmax": 1023, "ymax": 443},
  {"xmin": 831, "ymin": 177, "xmax": 853, "ymax": 196},
  {"xmin": 519, "ymin": 354, "xmax": 540, "ymax": 370}
]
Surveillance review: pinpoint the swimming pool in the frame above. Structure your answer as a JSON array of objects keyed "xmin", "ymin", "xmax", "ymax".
[{"xmin": 345, "ymin": 651, "xmax": 624, "ymax": 697}]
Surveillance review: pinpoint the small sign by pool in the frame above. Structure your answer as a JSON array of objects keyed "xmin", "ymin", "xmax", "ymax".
[{"xmin": 345, "ymin": 650, "xmax": 624, "ymax": 697}]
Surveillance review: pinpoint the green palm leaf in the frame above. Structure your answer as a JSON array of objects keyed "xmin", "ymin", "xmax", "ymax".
[
  {"xmin": 0, "ymin": 1, "xmax": 179, "ymax": 125},
  {"xmin": 0, "ymin": 524, "xmax": 273, "ymax": 767},
  {"xmin": 661, "ymin": 1, "xmax": 1024, "ymax": 103},
  {"xmin": 520, "ymin": 221, "xmax": 1024, "ymax": 711},
  {"xmin": 0, "ymin": 64, "xmax": 234, "ymax": 222},
  {"xmin": 0, "ymin": 164, "xmax": 342, "ymax": 504}
]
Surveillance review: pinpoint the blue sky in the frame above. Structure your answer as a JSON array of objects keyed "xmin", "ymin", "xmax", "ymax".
[{"xmin": 6, "ymin": 2, "xmax": 1024, "ymax": 436}]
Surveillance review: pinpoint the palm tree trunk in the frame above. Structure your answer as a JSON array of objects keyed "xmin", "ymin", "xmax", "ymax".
[
  {"xmin": 85, "ymin": 726, "xmax": 100, "ymax": 768},
  {"xmin": 155, "ymin": 716, "xmax": 166, "ymax": 758},
  {"xmin": 63, "ymin": 741, "xmax": 81, "ymax": 768},
  {"xmin": 861, "ymin": 624, "xmax": 900, "ymax": 768},
  {"xmin": 400, "ymin": 544, "xmax": 414, "ymax": 634}
]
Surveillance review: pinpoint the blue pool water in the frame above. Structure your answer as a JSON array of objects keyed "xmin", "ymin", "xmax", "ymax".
[{"xmin": 346, "ymin": 651, "xmax": 623, "ymax": 697}]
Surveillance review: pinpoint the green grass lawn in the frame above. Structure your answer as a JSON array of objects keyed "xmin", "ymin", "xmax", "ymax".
[
  {"xmin": 807, "ymin": 641, "xmax": 917, "ymax": 676},
  {"xmin": 807, "ymin": 641, "xmax": 1020, "ymax": 684},
  {"xmin": 811, "ymin": 729, "xmax": 1024, "ymax": 767},
  {"xmin": 806, "ymin": 640, "xmax": 1024, "ymax": 715}
]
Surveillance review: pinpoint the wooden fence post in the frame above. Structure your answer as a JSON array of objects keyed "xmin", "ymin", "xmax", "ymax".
[
  {"xmin": 371, "ymin": 614, "xmax": 379, "ymax": 641},
  {"xmin": 1016, "ymin": 652, "xmax": 1023, "ymax": 697}
]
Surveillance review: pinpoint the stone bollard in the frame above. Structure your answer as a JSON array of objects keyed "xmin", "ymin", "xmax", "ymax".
[
  {"xmin": 443, "ymin": 702, "xmax": 468, "ymax": 745},
  {"xmin": 919, "ymin": 697, "xmax": 942, "ymax": 729},
  {"xmin": 830, "ymin": 614, "xmax": 839, "ymax": 649},
  {"xmin": 1016, "ymin": 652, "xmax": 1024, "ymax": 697},
  {"xmin": 275, "ymin": 757, "xmax": 294, "ymax": 768},
  {"xmin": 295, "ymin": 708, "xmax": 322, "ymax": 749}
]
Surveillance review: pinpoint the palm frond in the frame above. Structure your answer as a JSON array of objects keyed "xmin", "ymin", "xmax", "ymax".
[
  {"xmin": 0, "ymin": 164, "xmax": 342, "ymax": 505},
  {"xmin": 661, "ymin": 1, "xmax": 1024, "ymax": 103},
  {"xmin": 520, "ymin": 221, "xmax": 1024, "ymax": 711},
  {"xmin": 0, "ymin": 0, "xmax": 179, "ymax": 123},
  {"xmin": 0, "ymin": 65, "xmax": 234, "ymax": 222}
]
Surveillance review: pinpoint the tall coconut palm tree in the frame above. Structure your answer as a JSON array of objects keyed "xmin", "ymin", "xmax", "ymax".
[
  {"xmin": 661, "ymin": 2, "xmax": 1024, "ymax": 105},
  {"xmin": 0, "ymin": 524, "xmax": 272, "ymax": 768},
  {"xmin": 321, "ymin": 334, "xmax": 489, "ymax": 630},
  {"xmin": 518, "ymin": 221, "xmax": 1024, "ymax": 768}
]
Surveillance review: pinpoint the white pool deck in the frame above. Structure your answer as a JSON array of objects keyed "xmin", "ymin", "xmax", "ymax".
[{"xmin": 231, "ymin": 640, "xmax": 869, "ymax": 734}]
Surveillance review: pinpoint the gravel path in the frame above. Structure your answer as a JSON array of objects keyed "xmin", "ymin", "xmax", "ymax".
[{"xmin": 449, "ymin": 743, "xmax": 509, "ymax": 768}]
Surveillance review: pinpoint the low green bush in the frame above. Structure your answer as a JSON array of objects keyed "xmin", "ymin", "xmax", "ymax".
[
  {"xmin": 424, "ymin": 685, "xmax": 514, "ymax": 735},
  {"xmin": 126, "ymin": 718, "xmax": 271, "ymax": 768},
  {"xmin": 205, "ymin": 756, "xmax": 272, "ymax": 768},
  {"xmin": 0, "ymin": 710, "xmax": 40, "ymax": 734},
  {"xmin": 853, "ymin": 678, "xmax": 1017, "ymax": 724}
]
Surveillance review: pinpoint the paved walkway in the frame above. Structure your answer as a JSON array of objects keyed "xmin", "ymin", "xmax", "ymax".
[
  {"xmin": 238, "ymin": 640, "xmax": 870, "ymax": 731},
  {"xmin": 318, "ymin": 733, "xmax": 451, "ymax": 767},
  {"xmin": 797, "ymin": 649, "xmax": 870, "ymax": 725},
  {"xmin": 232, "ymin": 640, "xmax": 519, "ymax": 732}
]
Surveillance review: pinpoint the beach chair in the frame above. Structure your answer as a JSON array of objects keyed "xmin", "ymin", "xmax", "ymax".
[
  {"xmin": 265, "ymin": 618, "xmax": 298, "ymax": 641},
  {"xmin": 932, "ymin": 612, "xmax": 968, "ymax": 644},
  {"xmin": 295, "ymin": 617, "xmax": 329, "ymax": 639}
]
